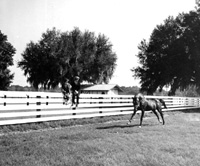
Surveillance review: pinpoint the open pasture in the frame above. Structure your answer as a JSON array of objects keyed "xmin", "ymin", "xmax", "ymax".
[{"xmin": 0, "ymin": 110, "xmax": 200, "ymax": 166}]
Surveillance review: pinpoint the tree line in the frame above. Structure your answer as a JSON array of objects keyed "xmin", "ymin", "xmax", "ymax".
[{"xmin": 0, "ymin": 28, "xmax": 117, "ymax": 90}]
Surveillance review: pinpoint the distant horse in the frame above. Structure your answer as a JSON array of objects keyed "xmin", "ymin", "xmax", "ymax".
[{"xmin": 128, "ymin": 93, "xmax": 167, "ymax": 127}]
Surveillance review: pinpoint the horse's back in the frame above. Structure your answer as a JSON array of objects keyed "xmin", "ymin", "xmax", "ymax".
[
  {"xmin": 152, "ymin": 99, "xmax": 163, "ymax": 110},
  {"xmin": 141, "ymin": 99, "xmax": 157, "ymax": 110}
]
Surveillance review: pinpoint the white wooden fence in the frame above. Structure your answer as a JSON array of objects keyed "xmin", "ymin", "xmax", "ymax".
[{"xmin": 0, "ymin": 91, "xmax": 200, "ymax": 126}]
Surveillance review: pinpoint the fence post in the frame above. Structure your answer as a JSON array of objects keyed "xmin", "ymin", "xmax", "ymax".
[
  {"xmin": 36, "ymin": 96, "xmax": 41, "ymax": 118},
  {"xmin": 99, "ymin": 96, "xmax": 103, "ymax": 116},
  {"xmin": 27, "ymin": 95, "xmax": 29, "ymax": 106},
  {"xmin": 3, "ymin": 95, "xmax": 6, "ymax": 106},
  {"xmin": 46, "ymin": 96, "xmax": 49, "ymax": 105}
]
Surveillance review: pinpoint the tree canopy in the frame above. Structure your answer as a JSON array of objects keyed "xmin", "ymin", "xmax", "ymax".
[
  {"xmin": 132, "ymin": 6, "xmax": 200, "ymax": 95},
  {"xmin": 0, "ymin": 31, "xmax": 15, "ymax": 90},
  {"xmin": 18, "ymin": 27, "xmax": 117, "ymax": 90}
]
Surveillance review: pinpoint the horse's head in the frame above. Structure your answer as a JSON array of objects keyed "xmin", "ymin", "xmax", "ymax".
[
  {"xmin": 137, "ymin": 93, "xmax": 145, "ymax": 101},
  {"xmin": 132, "ymin": 93, "xmax": 145, "ymax": 110},
  {"xmin": 132, "ymin": 95, "xmax": 140, "ymax": 110}
]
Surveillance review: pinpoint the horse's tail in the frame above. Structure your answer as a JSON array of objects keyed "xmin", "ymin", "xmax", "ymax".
[{"xmin": 159, "ymin": 99, "xmax": 167, "ymax": 109}]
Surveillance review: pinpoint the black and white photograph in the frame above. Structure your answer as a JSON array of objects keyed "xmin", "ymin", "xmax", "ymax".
[{"xmin": 1, "ymin": 0, "xmax": 200, "ymax": 165}]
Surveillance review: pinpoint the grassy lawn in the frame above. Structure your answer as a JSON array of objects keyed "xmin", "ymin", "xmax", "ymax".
[{"xmin": 0, "ymin": 110, "xmax": 200, "ymax": 166}]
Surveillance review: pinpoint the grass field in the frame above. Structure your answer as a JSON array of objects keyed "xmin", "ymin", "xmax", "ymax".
[{"xmin": 0, "ymin": 110, "xmax": 200, "ymax": 166}]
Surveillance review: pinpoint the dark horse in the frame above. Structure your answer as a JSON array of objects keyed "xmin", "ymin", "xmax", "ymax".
[{"xmin": 128, "ymin": 93, "xmax": 167, "ymax": 127}]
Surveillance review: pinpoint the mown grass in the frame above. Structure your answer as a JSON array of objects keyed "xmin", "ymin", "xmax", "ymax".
[
  {"xmin": 0, "ymin": 110, "xmax": 200, "ymax": 166},
  {"xmin": 0, "ymin": 115, "xmax": 130, "ymax": 134}
]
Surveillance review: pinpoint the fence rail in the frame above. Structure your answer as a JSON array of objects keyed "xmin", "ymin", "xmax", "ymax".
[{"xmin": 0, "ymin": 91, "xmax": 200, "ymax": 126}]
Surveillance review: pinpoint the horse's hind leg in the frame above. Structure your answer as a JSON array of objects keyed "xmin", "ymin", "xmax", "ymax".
[
  {"xmin": 139, "ymin": 110, "xmax": 145, "ymax": 127},
  {"xmin": 157, "ymin": 108, "xmax": 165, "ymax": 125},
  {"xmin": 152, "ymin": 109, "xmax": 162, "ymax": 124}
]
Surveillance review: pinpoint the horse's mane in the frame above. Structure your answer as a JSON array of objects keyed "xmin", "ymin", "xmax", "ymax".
[{"xmin": 136, "ymin": 93, "xmax": 145, "ymax": 101}]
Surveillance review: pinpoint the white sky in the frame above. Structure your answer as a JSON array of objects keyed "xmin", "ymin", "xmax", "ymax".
[{"xmin": 0, "ymin": 0, "xmax": 196, "ymax": 87}]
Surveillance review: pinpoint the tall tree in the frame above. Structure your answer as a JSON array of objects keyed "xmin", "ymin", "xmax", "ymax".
[
  {"xmin": 57, "ymin": 28, "xmax": 117, "ymax": 84},
  {"xmin": 0, "ymin": 31, "xmax": 15, "ymax": 90},
  {"xmin": 132, "ymin": 8, "xmax": 200, "ymax": 95},
  {"xmin": 18, "ymin": 27, "xmax": 117, "ymax": 89}
]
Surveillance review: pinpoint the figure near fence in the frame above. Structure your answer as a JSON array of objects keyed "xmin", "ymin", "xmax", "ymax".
[
  {"xmin": 71, "ymin": 76, "xmax": 81, "ymax": 108},
  {"xmin": 61, "ymin": 78, "xmax": 72, "ymax": 105},
  {"xmin": 128, "ymin": 93, "xmax": 167, "ymax": 127}
]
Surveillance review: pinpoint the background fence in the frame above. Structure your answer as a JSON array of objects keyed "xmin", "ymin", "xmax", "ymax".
[{"xmin": 0, "ymin": 91, "xmax": 200, "ymax": 126}]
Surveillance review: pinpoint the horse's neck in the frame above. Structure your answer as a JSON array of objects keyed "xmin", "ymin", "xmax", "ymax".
[{"xmin": 138, "ymin": 98, "xmax": 146, "ymax": 106}]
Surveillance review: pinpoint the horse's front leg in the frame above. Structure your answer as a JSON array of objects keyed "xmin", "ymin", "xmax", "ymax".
[
  {"xmin": 139, "ymin": 109, "xmax": 145, "ymax": 128},
  {"xmin": 127, "ymin": 109, "xmax": 137, "ymax": 124}
]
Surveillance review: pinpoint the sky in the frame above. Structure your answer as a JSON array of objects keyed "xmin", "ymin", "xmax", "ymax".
[{"xmin": 0, "ymin": 0, "xmax": 196, "ymax": 87}]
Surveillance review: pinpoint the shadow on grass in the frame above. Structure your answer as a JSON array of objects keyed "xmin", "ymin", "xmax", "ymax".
[{"xmin": 96, "ymin": 123, "xmax": 150, "ymax": 130}]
